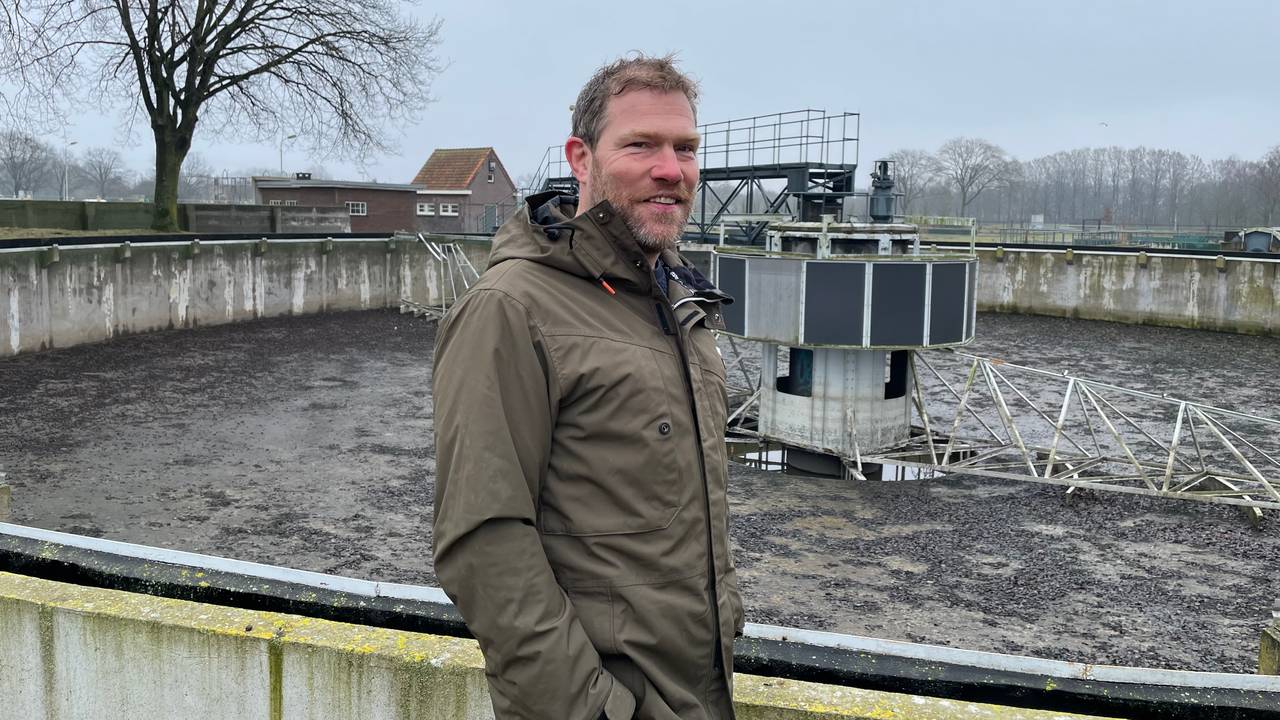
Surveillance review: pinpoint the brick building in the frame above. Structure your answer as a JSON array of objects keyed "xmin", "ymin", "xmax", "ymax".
[
  {"xmin": 410, "ymin": 148, "xmax": 517, "ymax": 233},
  {"xmin": 254, "ymin": 178, "xmax": 420, "ymax": 234}
]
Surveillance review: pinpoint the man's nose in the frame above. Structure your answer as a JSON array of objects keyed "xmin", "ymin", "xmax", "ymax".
[{"xmin": 650, "ymin": 146, "xmax": 683, "ymax": 184}]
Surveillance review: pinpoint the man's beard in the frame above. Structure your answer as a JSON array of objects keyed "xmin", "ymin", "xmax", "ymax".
[{"xmin": 588, "ymin": 161, "xmax": 691, "ymax": 254}]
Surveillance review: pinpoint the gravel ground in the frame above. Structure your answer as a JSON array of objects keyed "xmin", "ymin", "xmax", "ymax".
[{"xmin": 1, "ymin": 309, "xmax": 1277, "ymax": 673}]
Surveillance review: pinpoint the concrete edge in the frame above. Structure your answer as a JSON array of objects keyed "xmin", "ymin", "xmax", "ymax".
[
  {"xmin": 5, "ymin": 522, "xmax": 1279, "ymax": 719},
  {"xmin": 0, "ymin": 572, "xmax": 1117, "ymax": 720},
  {"xmin": 1261, "ymin": 627, "xmax": 1280, "ymax": 676}
]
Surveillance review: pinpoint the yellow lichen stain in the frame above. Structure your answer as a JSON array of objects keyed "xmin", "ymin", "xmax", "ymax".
[
  {"xmin": 0, "ymin": 572, "xmax": 1123, "ymax": 719},
  {"xmin": 733, "ymin": 672, "xmax": 1120, "ymax": 719}
]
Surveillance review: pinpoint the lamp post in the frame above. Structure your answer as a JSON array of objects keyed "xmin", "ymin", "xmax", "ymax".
[
  {"xmin": 278, "ymin": 134, "xmax": 297, "ymax": 175},
  {"xmin": 62, "ymin": 140, "xmax": 78, "ymax": 201}
]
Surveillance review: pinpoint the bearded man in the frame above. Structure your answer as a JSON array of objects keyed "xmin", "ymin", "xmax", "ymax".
[{"xmin": 432, "ymin": 54, "xmax": 741, "ymax": 720}]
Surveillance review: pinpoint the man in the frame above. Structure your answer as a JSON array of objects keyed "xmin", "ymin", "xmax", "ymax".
[{"xmin": 432, "ymin": 54, "xmax": 741, "ymax": 720}]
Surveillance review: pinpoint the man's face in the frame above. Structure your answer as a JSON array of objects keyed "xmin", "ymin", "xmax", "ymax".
[{"xmin": 577, "ymin": 89, "xmax": 699, "ymax": 254}]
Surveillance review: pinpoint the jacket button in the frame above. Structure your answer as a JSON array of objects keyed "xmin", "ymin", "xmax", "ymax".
[{"xmin": 658, "ymin": 422, "xmax": 672, "ymax": 435}]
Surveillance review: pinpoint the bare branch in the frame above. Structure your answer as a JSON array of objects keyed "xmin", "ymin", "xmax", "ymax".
[{"xmin": 1, "ymin": 0, "xmax": 444, "ymax": 229}]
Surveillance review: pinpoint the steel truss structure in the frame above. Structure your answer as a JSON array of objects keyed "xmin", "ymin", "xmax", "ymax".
[
  {"xmin": 525, "ymin": 110, "xmax": 861, "ymax": 245},
  {"xmin": 718, "ymin": 340, "xmax": 1280, "ymax": 513}
]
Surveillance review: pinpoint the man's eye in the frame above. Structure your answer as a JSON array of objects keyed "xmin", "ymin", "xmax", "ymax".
[
  {"xmin": 677, "ymin": 145, "xmax": 697, "ymax": 154},
  {"xmin": 629, "ymin": 141, "xmax": 650, "ymax": 149}
]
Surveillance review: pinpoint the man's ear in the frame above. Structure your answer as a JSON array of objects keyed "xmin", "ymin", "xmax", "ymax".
[{"xmin": 565, "ymin": 137, "xmax": 591, "ymax": 184}]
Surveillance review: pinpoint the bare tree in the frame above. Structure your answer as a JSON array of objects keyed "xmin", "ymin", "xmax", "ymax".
[
  {"xmin": 1256, "ymin": 146, "xmax": 1280, "ymax": 226},
  {"xmin": 0, "ymin": 130, "xmax": 54, "ymax": 198},
  {"xmin": 178, "ymin": 152, "xmax": 213, "ymax": 201},
  {"xmin": 3, "ymin": 0, "xmax": 443, "ymax": 229},
  {"xmin": 934, "ymin": 137, "xmax": 1010, "ymax": 216},
  {"xmin": 81, "ymin": 146, "xmax": 125, "ymax": 199},
  {"xmin": 885, "ymin": 149, "xmax": 935, "ymax": 214}
]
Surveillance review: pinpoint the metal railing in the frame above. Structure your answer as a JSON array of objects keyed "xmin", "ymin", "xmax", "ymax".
[
  {"xmin": 399, "ymin": 234, "xmax": 480, "ymax": 319},
  {"xmin": 698, "ymin": 109, "xmax": 859, "ymax": 170},
  {"xmin": 525, "ymin": 109, "xmax": 861, "ymax": 194}
]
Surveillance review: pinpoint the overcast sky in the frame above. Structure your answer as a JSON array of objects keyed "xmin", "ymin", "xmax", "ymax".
[{"xmin": 42, "ymin": 0, "xmax": 1280, "ymax": 184}]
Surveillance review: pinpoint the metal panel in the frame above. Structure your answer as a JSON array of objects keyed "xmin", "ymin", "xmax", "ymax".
[
  {"xmin": 869, "ymin": 263, "xmax": 926, "ymax": 346},
  {"xmin": 929, "ymin": 263, "xmax": 967, "ymax": 345},
  {"xmin": 717, "ymin": 255, "xmax": 747, "ymax": 335},
  {"xmin": 802, "ymin": 261, "xmax": 865, "ymax": 346},
  {"xmin": 745, "ymin": 257, "xmax": 803, "ymax": 342},
  {"xmin": 966, "ymin": 261, "xmax": 978, "ymax": 340}
]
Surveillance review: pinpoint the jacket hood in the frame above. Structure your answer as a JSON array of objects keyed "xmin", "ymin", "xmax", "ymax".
[{"xmin": 488, "ymin": 191, "xmax": 733, "ymax": 302}]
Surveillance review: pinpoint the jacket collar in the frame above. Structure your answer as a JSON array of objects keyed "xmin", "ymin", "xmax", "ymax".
[{"xmin": 515, "ymin": 191, "xmax": 733, "ymax": 306}]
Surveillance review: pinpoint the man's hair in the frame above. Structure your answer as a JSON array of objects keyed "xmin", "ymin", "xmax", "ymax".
[{"xmin": 571, "ymin": 53, "xmax": 700, "ymax": 149}]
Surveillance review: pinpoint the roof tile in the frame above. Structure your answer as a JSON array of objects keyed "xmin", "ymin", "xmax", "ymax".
[{"xmin": 411, "ymin": 148, "xmax": 493, "ymax": 189}]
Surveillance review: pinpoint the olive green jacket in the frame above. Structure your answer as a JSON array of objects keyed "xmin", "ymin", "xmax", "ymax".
[{"xmin": 432, "ymin": 191, "xmax": 742, "ymax": 720}]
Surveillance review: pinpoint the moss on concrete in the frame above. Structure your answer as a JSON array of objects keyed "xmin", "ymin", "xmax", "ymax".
[
  {"xmin": 1, "ymin": 572, "xmax": 1121, "ymax": 719},
  {"xmin": 0, "ymin": 572, "xmax": 485, "ymax": 668},
  {"xmin": 733, "ymin": 674, "xmax": 1119, "ymax": 719},
  {"xmin": 1262, "ymin": 627, "xmax": 1280, "ymax": 676}
]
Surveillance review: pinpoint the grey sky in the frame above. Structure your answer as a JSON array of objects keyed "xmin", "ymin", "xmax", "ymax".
[{"xmin": 49, "ymin": 0, "xmax": 1280, "ymax": 185}]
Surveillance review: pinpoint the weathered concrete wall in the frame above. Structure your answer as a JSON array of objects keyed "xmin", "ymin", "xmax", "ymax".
[
  {"xmin": 0, "ymin": 238, "xmax": 461, "ymax": 357},
  {"xmin": 0, "ymin": 199, "xmax": 350, "ymax": 234},
  {"xmin": 184, "ymin": 203, "xmax": 274, "ymax": 233},
  {"xmin": 0, "ymin": 572, "xmax": 1115, "ymax": 720},
  {"xmin": 5, "ymin": 237, "xmax": 1275, "ymax": 359},
  {"xmin": 275, "ymin": 207, "xmax": 353, "ymax": 234},
  {"xmin": 180, "ymin": 205, "xmax": 352, "ymax": 234},
  {"xmin": 0, "ymin": 200, "xmax": 96, "ymax": 229},
  {"xmin": 975, "ymin": 247, "xmax": 1280, "ymax": 335},
  {"xmin": 1263, "ymin": 602, "xmax": 1280, "ymax": 675}
]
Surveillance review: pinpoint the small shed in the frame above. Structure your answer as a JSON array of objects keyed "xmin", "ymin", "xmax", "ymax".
[{"xmin": 1239, "ymin": 227, "xmax": 1280, "ymax": 253}]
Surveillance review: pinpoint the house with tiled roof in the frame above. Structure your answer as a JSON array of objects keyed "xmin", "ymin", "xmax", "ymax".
[{"xmin": 411, "ymin": 147, "xmax": 517, "ymax": 234}]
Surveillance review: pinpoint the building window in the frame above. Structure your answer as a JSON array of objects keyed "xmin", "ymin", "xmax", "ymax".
[
  {"xmin": 346, "ymin": 201, "xmax": 367, "ymax": 216},
  {"xmin": 417, "ymin": 202, "xmax": 435, "ymax": 216},
  {"xmin": 268, "ymin": 199, "xmax": 283, "ymax": 206},
  {"xmin": 489, "ymin": 160, "xmax": 496, "ymax": 172},
  {"xmin": 487, "ymin": 173, "xmax": 495, "ymax": 183},
  {"xmin": 284, "ymin": 200, "xmax": 298, "ymax": 206},
  {"xmin": 440, "ymin": 203, "xmax": 460, "ymax": 217}
]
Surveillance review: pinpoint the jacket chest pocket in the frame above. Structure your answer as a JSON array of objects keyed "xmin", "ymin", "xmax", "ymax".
[{"xmin": 540, "ymin": 338, "xmax": 685, "ymax": 536}]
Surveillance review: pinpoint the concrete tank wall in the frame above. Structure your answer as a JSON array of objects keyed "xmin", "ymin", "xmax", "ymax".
[
  {"xmin": 0, "ymin": 238, "xmax": 492, "ymax": 358},
  {"xmin": 974, "ymin": 247, "xmax": 1280, "ymax": 335},
  {"xmin": 11, "ymin": 237, "xmax": 1274, "ymax": 361},
  {"xmin": 0, "ymin": 572, "xmax": 1113, "ymax": 720}
]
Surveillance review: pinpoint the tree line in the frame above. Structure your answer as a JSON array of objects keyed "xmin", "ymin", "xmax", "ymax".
[
  {"xmin": 889, "ymin": 139, "xmax": 1280, "ymax": 229},
  {"xmin": 0, "ymin": 129, "xmax": 337, "ymax": 204},
  {"xmin": 0, "ymin": 130, "xmax": 135, "ymax": 201}
]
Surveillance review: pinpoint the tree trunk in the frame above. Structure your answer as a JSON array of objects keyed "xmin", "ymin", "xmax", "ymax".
[{"xmin": 151, "ymin": 125, "xmax": 191, "ymax": 231}]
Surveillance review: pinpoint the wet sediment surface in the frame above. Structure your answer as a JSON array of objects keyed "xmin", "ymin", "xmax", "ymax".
[{"xmin": 1, "ymin": 310, "xmax": 1277, "ymax": 672}]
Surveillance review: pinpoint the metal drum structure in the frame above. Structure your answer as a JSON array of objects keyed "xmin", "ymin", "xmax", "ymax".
[{"xmin": 715, "ymin": 212, "xmax": 978, "ymax": 474}]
